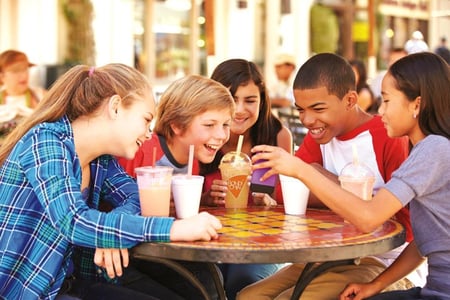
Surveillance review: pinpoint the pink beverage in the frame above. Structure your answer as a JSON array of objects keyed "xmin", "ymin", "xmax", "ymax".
[
  {"xmin": 339, "ymin": 177, "xmax": 375, "ymax": 200},
  {"xmin": 219, "ymin": 151, "xmax": 252, "ymax": 209},
  {"xmin": 135, "ymin": 166, "xmax": 173, "ymax": 216},
  {"xmin": 138, "ymin": 186, "xmax": 171, "ymax": 216},
  {"xmin": 339, "ymin": 162, "xmax": 375, "ymax": 201}
]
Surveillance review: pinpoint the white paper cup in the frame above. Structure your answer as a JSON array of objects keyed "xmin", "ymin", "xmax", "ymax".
[
  {"xmin": 280, "ymin": 174, "xmax": 310, "ymax": 215},
  {"xmin": 171, "ymin": 175, "xmax": 204, "ymax": 219}
]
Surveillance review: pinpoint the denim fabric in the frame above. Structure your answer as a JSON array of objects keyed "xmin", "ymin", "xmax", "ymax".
[
  {"xmin": 57, "ymin": 264, "xmax": 184, "ymax": 300},
  {"xmin": 133, "ymin": 258, "xmax": 222, "ymax": 300},
  {"xmin": 219, "ymin": 263, "xmax": 282, "ymax": 300},
  {"xmin": 367, "ymin": 287, "xmax": 441, "ymax": 300}
]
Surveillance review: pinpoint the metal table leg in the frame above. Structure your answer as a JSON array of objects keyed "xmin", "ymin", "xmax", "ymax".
[
  {"xmin": 290, "ymin": 259, "xmax": 358, "ymax": 300},
  {"xmin": 133, "ymin": 254, "xmax": 225, "ymax": 300}
]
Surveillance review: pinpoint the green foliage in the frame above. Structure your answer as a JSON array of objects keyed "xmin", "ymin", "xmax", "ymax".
[
  {"xmin": 62, "ymin": 0, "xmax": 95, "ymax": 65},
  {"xmin": 310, "ymin": 4, "xmax": 339, "ymax": 54}
]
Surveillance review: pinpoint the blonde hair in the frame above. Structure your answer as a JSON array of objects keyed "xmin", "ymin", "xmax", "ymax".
[
  {"xmin": 154, "ymin": 74, "xmax": 234, "ymax": 141},
  {"xmin": 0, "ymin": 63, "xmax": 152, "ymax": 165}
]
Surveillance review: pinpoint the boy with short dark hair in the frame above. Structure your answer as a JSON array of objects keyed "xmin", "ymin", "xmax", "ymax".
[{"xmin": 237, "ymin": 53, "xmax": 425, "ymax": 300}]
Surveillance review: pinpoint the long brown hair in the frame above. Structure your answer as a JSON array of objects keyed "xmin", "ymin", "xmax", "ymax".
[{"xmin": 0, "ymin": 63, "xmax": 151, "ymax": 165}]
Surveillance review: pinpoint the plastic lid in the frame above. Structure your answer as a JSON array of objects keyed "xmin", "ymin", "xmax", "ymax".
[
  {"xmin": 220, "ymin": 151, "xmax": 251, "ymax": 166},
  {"xmin": 340, "ymin": 162, "xmax": 374, "ymax": 179}
]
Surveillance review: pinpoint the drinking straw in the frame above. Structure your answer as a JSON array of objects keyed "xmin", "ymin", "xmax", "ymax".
[
  {"xmin": 187, "ymin": 144, "xmax": 194, "ymax": 177},
  {"xmin": 352, "ymin": 143, "xmax": 359, "ymax": 166},
  {"xmin": 236, "ymin": 135, "xmax": 244, "ymax": 156},
  {"xmin": 152, "ymin": 146, "xmax": 157, "ymax": 167}
]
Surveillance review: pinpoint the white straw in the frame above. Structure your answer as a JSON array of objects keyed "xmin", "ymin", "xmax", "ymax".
[{"xmin": 352, "ymin": 143, "xmax": 359, "ymax": 166}]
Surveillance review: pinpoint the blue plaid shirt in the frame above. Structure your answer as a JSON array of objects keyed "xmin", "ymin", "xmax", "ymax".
[{"xmin": 0, "ymin": 116, "xmax": 174, "ymax": 299}]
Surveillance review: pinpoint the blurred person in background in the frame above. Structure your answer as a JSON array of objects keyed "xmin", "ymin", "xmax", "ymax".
[
  {"xmin": 0, "ymin": 50, "xmax": 47, "ymax": 137},
  {"xmin": 404, "ymin": 31, "xmax": 429, "ymax": 54},
  {"xmin": 349, "ymin": 59, "xmax": 376, "ymax": 114},
  {"xmin": 268, "ymin": 53, "xmax": 297, "ymax": 110},
  {"xmin": 0, "ymin": 50, "xmax": 46, "ymax": 117},
  {"xmin": 434, "ymin": 36, "xmax": 450, "ymax": 64}
]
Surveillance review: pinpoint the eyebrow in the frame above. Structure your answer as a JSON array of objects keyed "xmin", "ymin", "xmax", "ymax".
[
  {"xmin": 240, "ymin": 95, "xmax": 258, "ymax": 99},
  {"xmin": 295, "ymin": 101, "xmax": 327, "ymax": 109}
]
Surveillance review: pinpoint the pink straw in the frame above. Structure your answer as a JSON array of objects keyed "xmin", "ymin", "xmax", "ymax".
[
  {"xmin": 187, "ymin": 145, "xmax": 194, "ymax": 177},
  {"xmin": 152, "ymin": 147, "xmax": 157, "ymax": 167}
]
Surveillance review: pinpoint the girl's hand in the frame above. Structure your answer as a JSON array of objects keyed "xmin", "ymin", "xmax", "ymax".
[
  {"xmin": 339, "ymin": 281, "xmax": 383, "ymax": 300},
  {"xmin": 170, "ymin": 211, "xmax": 222, "ymax": 241},
  {"xmin": 251, "ymin": 145, "xmax": 302, "ymax": 181},
  {"xmin": 203, "ymin": 179, "xmax": 227, "ymax": 206},
  {"xmin": 252, "ymin": 192, "xmax": 277, "ymax": 206},
  {"xmin": 94, "ymin": 248, "xmax": 129, "ymax": 279}
]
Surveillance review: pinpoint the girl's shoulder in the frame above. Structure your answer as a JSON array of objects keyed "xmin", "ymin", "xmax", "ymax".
[
  {"xmin": 276, "ymin": 125, "xmax": 293, "ymax": 153},
  {"xmin": 416, "ymin": 135, "xmax": 449, "ymax": 156}
]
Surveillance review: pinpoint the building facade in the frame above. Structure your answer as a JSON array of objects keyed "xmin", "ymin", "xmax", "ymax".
[{"xmin": 0, "ymin": 0, "xmax": 448, "ymax": 92}]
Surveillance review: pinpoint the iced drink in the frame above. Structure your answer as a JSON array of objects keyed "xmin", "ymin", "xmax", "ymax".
[
  {"xmin": 339, "ymin": 162, "xmax": 375, "ymax": 201},
  {"xmin": 171, "ymin": 175, "xmax": 204, "ymax": 219},
  {"xmin": 280, "ymin": 174, "xmax": 309, "ymax": 215},
  {"xmin": 219, "ymin": 151, "xmax": 252, "ymax": 209},
  {"xmin": 135, "ymin": 166, "xmax": 173, "ymax": 216}
]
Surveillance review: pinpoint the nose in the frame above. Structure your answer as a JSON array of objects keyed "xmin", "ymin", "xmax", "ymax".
[
  {"xmin": 378, "ymin": 102, "xmax": 385, "ymax": 115},
  {"xmin": 217, "ymin": 125, "xmax": 230, "ymax": 142},
  {"xmin": 235, "ymin": 101, "xmax": 245, "ymax": 113},
  {"xmin": 300, "ymin": 111, "xmax": 314, "ymax": 127}
]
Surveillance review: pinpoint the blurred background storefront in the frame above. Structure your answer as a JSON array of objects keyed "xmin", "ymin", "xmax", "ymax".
[{"xmin": 0, "ymin": 0, "xmax": 449, "ymax": 94}]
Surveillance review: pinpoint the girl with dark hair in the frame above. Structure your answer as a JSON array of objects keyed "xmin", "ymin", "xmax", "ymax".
[
  {"xmin": 200, "ymin": 59, "xmax": 292, "ymax": 300},
  {"xmin": 201, "ymin": 58, "xmax": 292, "ymax": 207}
]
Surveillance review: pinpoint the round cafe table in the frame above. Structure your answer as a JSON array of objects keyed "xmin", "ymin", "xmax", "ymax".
[{"xmin": 132, "ymin": 206, "xmax": 405, "ymax": 300}]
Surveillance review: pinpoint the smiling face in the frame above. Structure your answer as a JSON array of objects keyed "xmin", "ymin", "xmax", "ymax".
[
  {"xmin": 231, "ymin": 81, "xmax": 260, "ymax": 135},
  {"xmin": 379, "ymin": 73, "xmax": 419, "ymax": 141},
  {"xmin": 116, "ymin": 92, "xmax": 156, "ymax": 159},
  {"xmin": 294, "ymin": 86, "xmax": 353, "ymax": 144},
  {"xmin": 0, "ymin": 61, "xmax": 30, "ymax": 95},
  {"xmin": 171, "ymin": 109, "xmax": 232, "ymax": 164}
]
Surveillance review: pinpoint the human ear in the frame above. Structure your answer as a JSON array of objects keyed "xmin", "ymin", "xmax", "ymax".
[
  {"xmin": 345, "ymin": 91, "xmax": 358, "ymax": 109},
  {"xmin": 170, "ymin": 122, "xmax": 183, "ymax": 135},
  {"xmin": 411, "ymin": 96, "xmax": 421, "ymax": 118},
  {"xmin": 108, "ymin": 95, "xmax": 121, "ymax": 118}
]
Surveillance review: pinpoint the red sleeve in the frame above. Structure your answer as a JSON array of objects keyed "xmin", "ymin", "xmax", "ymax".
[
  {"xmin": 202, "ymin": 170, "xmax": 221, "ymax": 194},
  {"xmin": 295, "ymin": 133, "xmax": 323, "ymax": 165}
]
